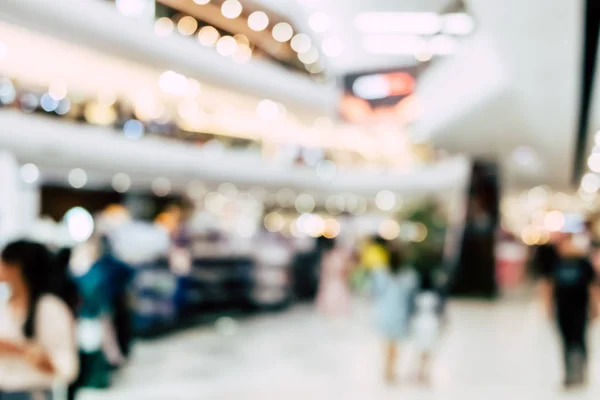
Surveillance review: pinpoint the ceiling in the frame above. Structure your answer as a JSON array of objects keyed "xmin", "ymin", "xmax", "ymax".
[
  {"xmin": 0, "ymin": 0, "xmax": 591, "ymax": 193},
  {"xmin": 414, "ymin": 0, "xmax": 583, "ymax": 189},
  {"xmin": 253, "ymin": 0, "xmax": 585, "ymax": 189},
  {"xmin": 256, "ymin": 0, "xmax": 457, "ymax": 74}
]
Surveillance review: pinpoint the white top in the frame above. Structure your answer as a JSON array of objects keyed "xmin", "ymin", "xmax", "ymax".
[{"xmin": 0, "ymin": 295, "xmax": 79, "ymax": 391}]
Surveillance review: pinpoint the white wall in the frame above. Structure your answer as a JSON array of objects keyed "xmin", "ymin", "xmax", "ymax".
[{"xmin": 0, "ymin": 151, "xmax": 40, "ymax": 245}]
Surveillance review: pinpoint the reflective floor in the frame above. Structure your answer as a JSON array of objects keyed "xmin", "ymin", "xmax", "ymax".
[{"xmin": 81, "ymin": 299, "xmax": 600, "ymax": 399}]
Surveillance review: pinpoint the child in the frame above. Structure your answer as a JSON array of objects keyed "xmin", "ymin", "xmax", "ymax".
[
  {"xmin": 412, "ymin": 291, "xmax": 441, "ymax": 383},
  {"xmin": 373, "ymin": 242, "xmax": 418, "ymax": 383}
]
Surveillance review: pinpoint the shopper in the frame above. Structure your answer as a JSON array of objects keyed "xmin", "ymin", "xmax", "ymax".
[
  {"xmin": 540, "ymin": 233, "xmax": 600, "ymax": 388},
  {"xmin": 373, "ymin": 242, "xmax": 417, "ymax": 383},
  {"xmin": 0, "ymin": 240, "xmax": 79, "ymax": 399},
  {"xmin": 412, "ymin": 291, "xmax": 441, "ymax": 384},
  {"xmin": 316, "ymin": 238, "xmax": 352, "ymax": 317},
  {"xmin": 74, "ymin": 234, "xmax": 133, "ymax": 391}
]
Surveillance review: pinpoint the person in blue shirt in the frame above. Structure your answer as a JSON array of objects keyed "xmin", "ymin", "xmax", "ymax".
[
  {"xmin": 373, "ymin": 242, "xmax": 418, "ymax": 383},
  {"xmin": 73, "ymin": 235, "xmax": 134, "ymax": 391}
]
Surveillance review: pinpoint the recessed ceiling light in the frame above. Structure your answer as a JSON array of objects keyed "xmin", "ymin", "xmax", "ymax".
[{"xmin": 194, "ymin": 0, "xmax": 210, "ymax": 4}]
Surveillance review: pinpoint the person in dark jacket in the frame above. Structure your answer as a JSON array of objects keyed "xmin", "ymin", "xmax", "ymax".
[{"xmin": 540, "ymin": 234, "xmax": 600, "ymax": 388}]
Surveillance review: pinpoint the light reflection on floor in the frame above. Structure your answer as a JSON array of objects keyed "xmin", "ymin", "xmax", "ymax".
[{"xmin": 81, "ymin": 299, "xmax": 600, "ymax": 400}]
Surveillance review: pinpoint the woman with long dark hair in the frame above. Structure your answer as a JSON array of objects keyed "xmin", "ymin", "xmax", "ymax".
[{"xmin": 0, "ymin": 240, "xmax": 79, "ymax": 399}]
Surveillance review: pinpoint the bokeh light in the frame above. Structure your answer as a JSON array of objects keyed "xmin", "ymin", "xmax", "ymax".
[
  {"xmin": 216, "ymin": 36, "xmax": 238, "ymax": 56},
  {"xmin": 198, "ymin": 26, "xmax": 220, "ymax": 46},
  {"xmin": 112, "ymin": 173, "xmax": 132, "ymax": 193},
  {"xmin": 20, "ymin": 163, "xmax": 40, "ymax": 184},
  {"xmin": 264, "ymin": 212, "xmax": 285, "ymax": 232},
  {"xmin": 544, "ymin": 210, "xmax": 565, "ymax": 232},
  {"xmin": 257, "ymin": 99, "xmax": 279, "ymax": 121},
  {"xmin": 177, "ymin": 16, "xmax": 198, "ymax": 36},
  {"xmin": 159, "ymin": 70, "xmax": 188, "ymax": 95},
  {"xmin": 152, "ymin": 177, "xmax": 172, "ymax": 197},
  {"xmin": 379, "ymin": 219, "xmax": 400, "ymax": 240},
  {"xmin": 123, "ymin": 119, "xmax": 145, "ymax": 140},
  {"xmin": 581, "ymin": 173, "xmax": 600, "ymax": 193},
  {"xmin": 221, "ymin": 0, "xmax": 242, "ymax": 19},
  {"xmin": 248, "ymin": 11, "xmax": 269, "ymax": 32},
  {"xmin": 155, "ymin": 17, "xmax": 174, "ymax": 37},
  {"xmin": 272, "ymin": 23, "xmax": 294, "ymax": 42},
  {"xmin": 323, "ymin": 218, "xmax": 341, "ymax": 239},
  {"xmin": 295, "ymin": 193, "xmax": 316, "ymax": 213},
  {"xmin": 64, "ymin": 207, "xmax": 95, "ymax": 243},
  {"xmin": 375, "ymin": 190, "xmax": 396, "ymax": 211},
  {"xmin": 68, "ymin": 168, "xmax": 87, "ymax": 189},
  {"xmin": 291, "ymin": 34, "xmax": 312, "ymax": 53}
]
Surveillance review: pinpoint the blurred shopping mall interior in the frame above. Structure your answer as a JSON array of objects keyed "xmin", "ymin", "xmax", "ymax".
[{"xmin": 1, "ymin": 0, "xmax": 600, "ymax": 398}]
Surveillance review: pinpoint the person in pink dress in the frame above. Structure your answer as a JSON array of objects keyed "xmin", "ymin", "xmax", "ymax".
[{"xmin": 316, "ymin": 238, "xmax": 353, "ymax": 317}]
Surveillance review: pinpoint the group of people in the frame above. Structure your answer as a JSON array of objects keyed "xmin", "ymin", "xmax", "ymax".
[
  {"xmin": 536, "ymin": 231, "xmax": 600, "ymax": 389},
  {"xmin": 0, "ymin": 237, "xmax": 135, "ymax": 400},
  {"xmin": 316, "ymin": 236, "xmax": 445, "ymax": 384}
]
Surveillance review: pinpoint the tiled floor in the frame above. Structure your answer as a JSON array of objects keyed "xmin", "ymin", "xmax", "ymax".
[{"xmin": 81, "ymin": 299, "xmax": 600, "ymax": 399}]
